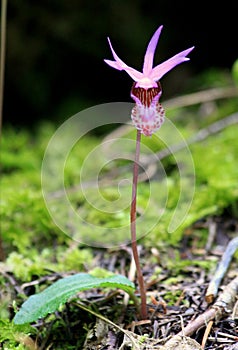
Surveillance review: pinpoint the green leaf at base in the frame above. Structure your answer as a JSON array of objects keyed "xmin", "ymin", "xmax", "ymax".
[{"xmin": 13, "ymin": 273, "xmax": 135, "ymax": 325}]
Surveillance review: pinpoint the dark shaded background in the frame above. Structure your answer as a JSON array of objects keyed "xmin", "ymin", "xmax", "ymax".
[{"xmin": 3, "ymin": 0, "xmax": 238, "ymax": 127}]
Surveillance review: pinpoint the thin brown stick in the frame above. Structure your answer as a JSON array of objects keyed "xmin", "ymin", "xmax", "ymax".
[
  {"xmin": 164, "ymin": 86, "xmax": 238, "ymax": 109},
  {"xmin": 205, "ymin": 236, "xmax": 238, "ymax": 303},
  {"xmin": 130, "ymin": 129, "xmax": 147, "ymax": 320},
  {"xmin": 0, "ymin": 0, "xmax": 7, "ymax": 262},
  {"xmin": 177, "ymin": 307, "xmax": 218, "ymax": 338},
  {"xmin": 177, "ymin": 276, "xmax": 238, "ymax": 337}
]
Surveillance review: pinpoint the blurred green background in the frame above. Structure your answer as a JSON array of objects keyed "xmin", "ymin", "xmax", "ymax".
[{"xmin": 3, "ymin": 0, "xmax": 237, "ymax": 128}]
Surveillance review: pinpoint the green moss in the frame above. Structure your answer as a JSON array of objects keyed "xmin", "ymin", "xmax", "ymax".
[
  {"xmin": 5, "ymin": 246, "xmax": 94, "ymax": 282},
  {"xmin": 163, "ymin": 289, "xmax": 185, "ymax": 306},
  {"xmin": 2, "ymin": 114, "xmax": 238, "ymax": 254},
  {"xmin": 87, "ymin": 267, "xmax": 115, "ymax": 278},
  {"xmin": 0, "ymin": 319, "xmax": 35, "ymax": 349},
  {"xmin": 56, "ymin": 246, "xmax": 94, "ymax": 271}
]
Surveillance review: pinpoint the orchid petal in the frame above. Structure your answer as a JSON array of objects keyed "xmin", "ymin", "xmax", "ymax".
[
  {"xmin": 142, "ymin": 25, "xmax": 163, "ymax": 75},
  {"xmin": 104, "ymin": 38, "xmax": 143, "ymax": 82},
  {"xmin": 104, "ymin": 59, "xmax": 124, "ymax": 71},
  {"xmin": 150, "ymin": 46, "xmax": 195, "ymax": 81}
]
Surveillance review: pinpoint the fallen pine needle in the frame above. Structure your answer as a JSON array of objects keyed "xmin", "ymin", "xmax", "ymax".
[{"xmin": 201, "ymin": 320, "xmax": 213, "ymax": 349}]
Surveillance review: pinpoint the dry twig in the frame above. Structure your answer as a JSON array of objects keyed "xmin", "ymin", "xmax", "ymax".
[
  {"xmin": 176, "ymin": 275, "xmax": 238, "ymax": 338},
  {"xmin": 163, "ymin": 86, "xmax": 238, "ymax": 109},
  {"xmin": 205, "ymin": 236, "xmax": 238, "ymax": 303}
]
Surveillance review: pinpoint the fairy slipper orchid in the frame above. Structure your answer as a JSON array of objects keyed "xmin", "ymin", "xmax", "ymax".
[{"xmin": 104, "ymin": 25, "xmax": 194, "ymax": 136}]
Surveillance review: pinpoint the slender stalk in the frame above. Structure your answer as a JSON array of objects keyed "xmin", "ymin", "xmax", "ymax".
[
  {"xmin": 0, "ymin": 0, "xmax": 7, "ymax": 135},
  {"xmin": 130, "ymin": 129, "xmax": 147, "ymax": 319},
  {"xmin": 0, "ymin": 0, "xmax": 7, "ymax": 262}
]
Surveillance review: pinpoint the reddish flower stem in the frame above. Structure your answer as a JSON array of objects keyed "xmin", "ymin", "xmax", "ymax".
[{"xmin": 130, "ymin": 129, "xmax": 147, "ymax": 319}]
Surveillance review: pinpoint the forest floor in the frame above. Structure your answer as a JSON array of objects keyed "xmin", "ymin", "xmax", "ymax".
[{"xmin": 1, "ymin": 68, "xmax": 238, "ymax": 349}]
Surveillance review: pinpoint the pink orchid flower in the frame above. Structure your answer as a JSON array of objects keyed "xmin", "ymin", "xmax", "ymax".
[{"xmin": 104, "ymin": 25, "xmax": 194, "ymax": 136}]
